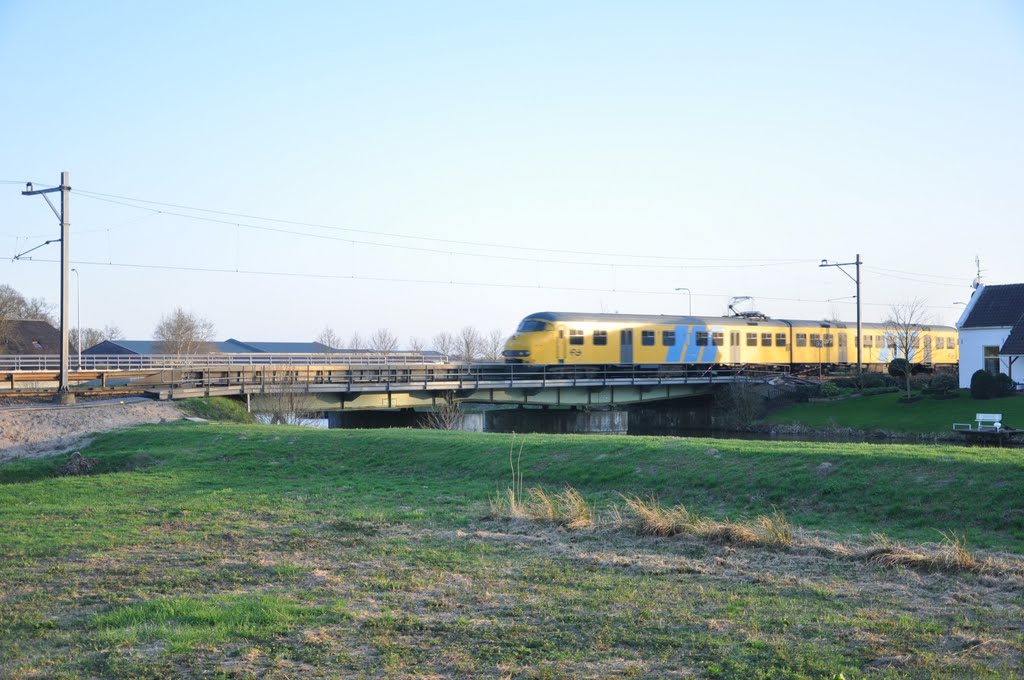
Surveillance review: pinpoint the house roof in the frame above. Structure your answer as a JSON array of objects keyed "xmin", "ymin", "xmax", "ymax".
[
  {"xmin": 1001, "ymin": 315, "xmax": 1024, "ymax": 356},
  {"xmin": 959, "ymin": 283, "xmax": 1024, "ymax": 329},
  {"xmin": 0, "ymin": 318, "xmax": 61, "ymax": 354}
]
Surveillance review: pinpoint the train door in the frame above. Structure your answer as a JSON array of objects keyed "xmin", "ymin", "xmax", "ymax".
[
  {"xmin": 620, "ymin": 329, "xmax": 633, "ymax": 363},
  {"xmin": 924, "ymin": 335, "xmax": 932, "ymax": 364},
  {"xmin": 556, "ymin": 327, "xmax": 567, "ymax": 364},
  {"xmin": 729, "ymin": 331, "xmax": 740, "ymax": 364},
  {"xmin": 838, "ymin": 333, "xmax": 848, "ymax": 364}
]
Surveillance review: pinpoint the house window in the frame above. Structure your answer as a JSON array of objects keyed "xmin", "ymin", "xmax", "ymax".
[
  {"xmin": 569, "ymin": 329, "xmax": 584, "ymax": 346},
  {"xmin": 593, "ymin": 330, "xmax": 608, "ymax": 346},
  {"xmin": 641, "ymin": 330, "xmax": 655, "ymax": 346},
  {"xmin": 712, "ymin": 331, "xmax": 724, "ymax": 346},
  {"xmin": 662, "ymin": 330, "xmax": 676, "ymax": 346},
  {"xmin": 746, "ymin": 333, "xmax": 757, "ymax": 347},
  {"xmin": 984, "ymin": 346, "xmax": 1000, "ymax": 375},
  {"xmin": 695, "ymin": 331, "xmax": 709, "ymax": 346},
  {"xmin": 776, "ymin": 333, "xmax": 787, "ymax": 347},
  {"xmin": 761, "ymin": 333, "xmax": 772, "ymax": 347},
  {"xmin": 796, "ymin": 333, "xmax": 807, "ymax": 347}
]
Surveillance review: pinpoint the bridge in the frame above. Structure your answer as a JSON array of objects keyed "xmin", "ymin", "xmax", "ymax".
[{"xmin": 1, "ymin": 354, "xmax": 791, "ymax": 432}]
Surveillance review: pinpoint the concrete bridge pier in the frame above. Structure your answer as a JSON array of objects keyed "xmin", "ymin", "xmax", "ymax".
[{"xmin": 327, "ymin": 410, "xmax": 419, "ymax": 429}]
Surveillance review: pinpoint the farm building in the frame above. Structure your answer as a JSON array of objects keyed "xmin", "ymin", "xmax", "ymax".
[{"xmin": 955, "ymin": 283, "xmax": 1024, "ymax": 387}]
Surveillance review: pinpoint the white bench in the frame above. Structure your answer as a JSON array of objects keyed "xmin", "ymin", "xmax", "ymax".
[{"xmin": 953, "ymin": 413, "xmax": 1003, "ymax": 432}]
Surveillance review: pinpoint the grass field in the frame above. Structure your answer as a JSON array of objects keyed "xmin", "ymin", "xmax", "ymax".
[
  {"xmin": 764, "ymin": 391, "xmax": 1024, "ymax": 435},
  {"xmin": 2, "ymin": 422, "xmax": 1024, "ymax": 678}
]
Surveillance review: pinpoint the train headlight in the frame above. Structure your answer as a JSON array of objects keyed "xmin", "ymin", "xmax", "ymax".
[{"xmin": 502, "ymin": 350, "xmax": 531, "ymax": 357}]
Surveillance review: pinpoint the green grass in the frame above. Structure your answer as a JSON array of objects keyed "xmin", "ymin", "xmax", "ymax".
[
  {"xmin": 2, "ymin": 424, "xmax": 1023, "ymax": 678},
  {"xmin": 178, "ymin": 396, "xmax": 256, "ymax": 423},
  {"xmin": 765, "ymin": 390, "xmax": 1024, "ymax": 434}
]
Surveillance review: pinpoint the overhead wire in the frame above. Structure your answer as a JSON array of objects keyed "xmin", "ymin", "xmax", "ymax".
[{"xmin": 5, "ymin": 255, "xmax": 961, "ymax": 311}]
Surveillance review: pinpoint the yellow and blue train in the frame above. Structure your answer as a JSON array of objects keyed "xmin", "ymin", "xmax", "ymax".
[{"xmin": 502, "ymin": 311, "xmax": 958, "ymax": 372}]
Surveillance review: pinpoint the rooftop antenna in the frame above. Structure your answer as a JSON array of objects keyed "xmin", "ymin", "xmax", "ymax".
[{"xmin": 971, "ymin": 255, "xmax": 984, "ymax": 290}]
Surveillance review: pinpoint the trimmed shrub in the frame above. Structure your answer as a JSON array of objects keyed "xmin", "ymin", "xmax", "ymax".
[
  {"xmin": 888, "ymin": 359, "xmax": 910, "ymax": 379},
  {"xmin": 970, "ymin": 370, "xmax": 997, "ymax": 400},
  {"xmin": 820, "ymin": 382, "xmax": 841, "ymax": 398},
  {"xmin": 996, "ymin": 373, "xmax": 1014, "ymax": 398}
]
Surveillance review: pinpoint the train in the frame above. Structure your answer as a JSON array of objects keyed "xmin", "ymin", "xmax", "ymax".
[{"xmin": 501, "ymin": 311, "xmax": 959, "ymax": 372}]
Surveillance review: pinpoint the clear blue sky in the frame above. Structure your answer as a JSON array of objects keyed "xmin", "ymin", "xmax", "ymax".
[{"xmin": 1, "ymin": 1, "xmax": 1021, "ymax": 344}]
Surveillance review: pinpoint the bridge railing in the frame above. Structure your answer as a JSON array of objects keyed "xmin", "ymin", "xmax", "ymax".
[
  {"xmin": 149, "ymin": 363, "xmax": 789, "ymax": 393},
  {"xmin": 0, "ymin": 352, "xmax": 449, "ymax": 372}
]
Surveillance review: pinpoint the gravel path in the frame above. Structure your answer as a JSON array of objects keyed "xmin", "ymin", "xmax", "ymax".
[{"xmin": 0, "ymin": 397, "xmax": 184, "ymax": 463}]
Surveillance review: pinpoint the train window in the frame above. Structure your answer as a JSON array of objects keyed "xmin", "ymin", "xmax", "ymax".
[
  {"xmin": 796, "ymin": 333, "xmax": 807, "ymax": 347},
  {"xmin": 569, "ymin": 329, "xmax": 584, "ymax": 346},
  {"xmin": 823, "ymin": 334, "xmax": 834, "ymax": 347},
  {"xmin": 863, "ymin": 335, "xmax": 873, "ymax": 348},
  {"xmin": 761, "ymin": 332, "xmax": 772, "ymax": 347},
  {"xmin": 776, "ymin": 333, "xmax": 786, "ymax": 347},
  {"xmin": 730, "ymin": 332, "xmax": 740, "ymax": 346},
  {"xmin": 838, "ymin": 334, "xmax": 847, "ymax": 347},
  {"xmin": 696, "ymin": 331, "xmax": 709, "ymax": 346},
  {"xmin": 662, "ymin": 330, "xmax": 676, "ymax": 346},
  {"xmin": 935, "ymin": 337, "xmax": 944, "ymax": 350},
  {"xmin": 876, "ymin": 335, "xmax": 883, "ymax": 348},
  {"xmin": 810, "ymin": 333, "xmax": 821, "ymax": 347},
  {"xmin": 516, "ymin": 320, "xmax": 548, "ymax": 332},
  {"xmin": 593, "ymin": 330, "xmax": 608, "ymax": 346},
  {"xmin": 746, "ymin": 333, "xmax": 757, "ymax": 346},
  {"xmin": 641, "ymin": 330, "xmax": 655, "ymax": 346},
  {"xmin": 712, "ymin": 332, "xmax": 724, "ymax": 346},
  {"xmin": 949, "ymin": 336, "xmax": 956, "ymax": 347},
  {"xmin": 911, "ymin": 336, "xmax": 920, "ymax": 349}
]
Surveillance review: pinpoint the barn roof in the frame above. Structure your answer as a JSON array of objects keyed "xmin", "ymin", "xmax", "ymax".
[{"xmin": 0, "ymin": 319, "xmax": 61, "ymax": 354}]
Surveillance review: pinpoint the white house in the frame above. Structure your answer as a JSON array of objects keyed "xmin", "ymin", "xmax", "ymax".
[{"xmin": 955, "ymin": 283, "xmax": 1024, "ymax": 388}]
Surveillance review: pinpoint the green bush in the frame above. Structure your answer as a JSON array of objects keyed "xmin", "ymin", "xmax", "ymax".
[
  {"xmin": 996, "ymin": 373, "xmax": 1015, "ymax": 398},
  {"xmin": 929, "ymin": 373, "xmax": 959, "ymax": 392},
  {"xmin": 970, "ymin": 370, "xmax": 997, "ymax": 400},
  {"xmin": 888, "ymin": 359, "xmax": 910, "ymax": 379},
  {"xmin": 819, "ymin": 382, "xmax": 841, "ymax": 398}
]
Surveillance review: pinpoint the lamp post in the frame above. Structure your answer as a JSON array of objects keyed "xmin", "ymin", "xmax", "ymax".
[
  {"xmin": 72, "ymin": 268, "xmax": 81, "ymax": 369},
  {"xmin": 814, "ymin": 338, "xmax": 823, "ymax": 380},
  {"xmin": 674, "ymin": 287, "xmax": 692, "ymax": 315}
]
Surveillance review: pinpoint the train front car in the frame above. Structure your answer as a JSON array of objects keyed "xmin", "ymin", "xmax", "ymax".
[{"xmin": 502, "ymin": 313, "xmax": 559, "ymax": 363}]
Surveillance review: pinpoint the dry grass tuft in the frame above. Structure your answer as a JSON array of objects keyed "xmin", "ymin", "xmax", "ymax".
[
  {"xmin": 622, "ymin": 497, "xmax": 793, "ymax": 547},
  {"xmin": 491, "ymin": 485, "xmax": 594, "ymax": 530},
  {"xmin": 867, "ymin": 531, "xmax": 996, "ymax": 574}
]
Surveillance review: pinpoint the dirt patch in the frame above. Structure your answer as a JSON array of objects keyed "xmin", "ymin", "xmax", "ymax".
[{"xmin": 0, "ymin": 398, "xmax": 184, "ymax": 463}]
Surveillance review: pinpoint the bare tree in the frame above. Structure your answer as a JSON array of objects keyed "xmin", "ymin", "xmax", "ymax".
[
  {"xmin": 315, "ymin": 326, "xmax": 341, "ymax": 360},
  {"xmin": 457, "ymin": 326, "xmax": 483, "ymax": 362},
  {"xmin": 347, "ymin": 331, "xmax": 365, "ymax": 350},
  {"xmin": 885, "ymin": 298, "xmax": 929, "ymax": 399},
  {"xmin": 432, "ymin": 331, "xmax": 457, "ymax": 359},
  {"xmin": 421, "ymin": 391, "xmax": 463, "ymax": 430},
  {"xmin": 481, "ymin": 328, "xmax": 507, "ymax": 361},
  {"xmin": 153, "ymin": 307, "xmax": 216, "ymax": 355},
  {"xmin": 72, "ymin": 324, "xmax": 123, "ymax": 352},
  {"xmin": 370, "ymin": 328, "xmax": 399, "ymax": 353},
  {"xmin": 408, "ymin": 336, "xmax": 426, "ymax": 352}
]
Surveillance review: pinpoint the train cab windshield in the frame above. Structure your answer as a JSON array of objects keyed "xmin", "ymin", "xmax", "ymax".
[{"xmin": 516, "ymin": 319, "xmax": 548, "ymax": 332}]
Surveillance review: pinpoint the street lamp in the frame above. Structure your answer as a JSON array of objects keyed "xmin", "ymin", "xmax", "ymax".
[
  {"xmin": 72, "ymin": 268, "xmax": 81, "ymax": 369},
  {"xmin": 674, "ymin": 287, "xmax": 692, "ymax": 315},
  {"xmin": 813, "ymin": 338, "xmax": 823, "ymax": 380}
]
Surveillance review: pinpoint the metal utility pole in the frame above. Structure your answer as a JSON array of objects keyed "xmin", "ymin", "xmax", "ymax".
[
  {"xmin": 22, "ymin": 172, "xmax": 74, "ymax": 403},
  {"xmin": 819, "ymin": 254, "xmax": 862, "ymax": 383}
]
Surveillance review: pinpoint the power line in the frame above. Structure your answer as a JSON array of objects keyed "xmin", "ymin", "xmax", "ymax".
[
  {"xmin": 6, "ymin": 255, "xmax": 959, "ymax": 311},
  {"xmin": 68, "ymin": 192, "xmax": 813, "ymax": 271},
  {"xmin": 74, "ymin": 188, "xmax": 816, "ymax": 266}
]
